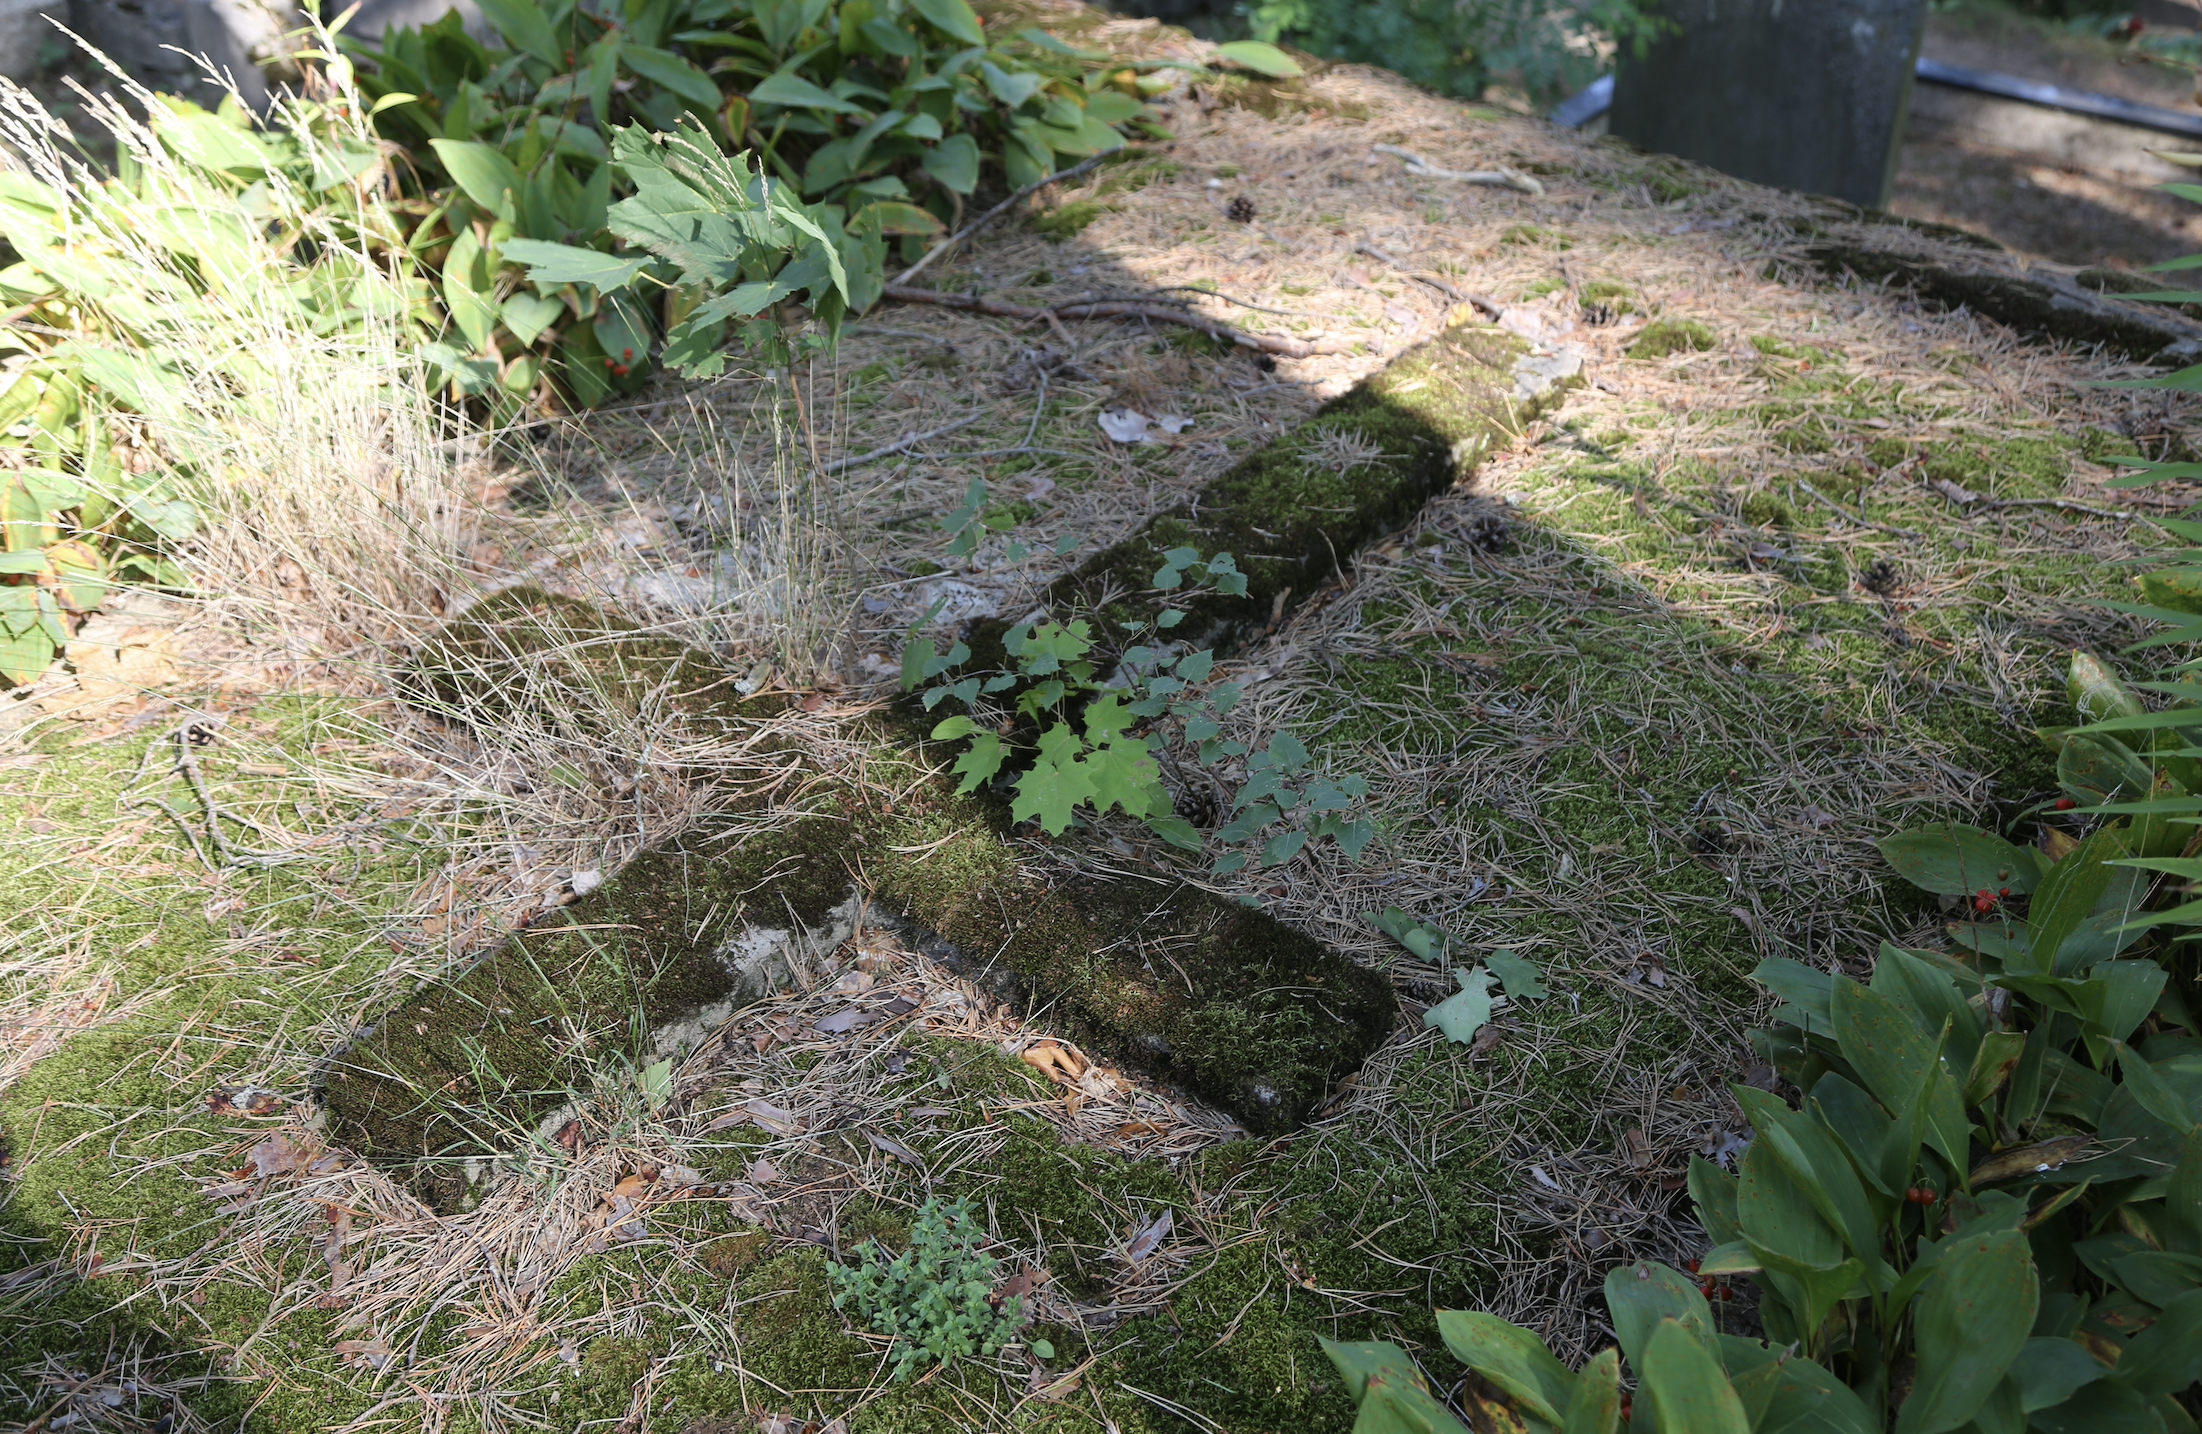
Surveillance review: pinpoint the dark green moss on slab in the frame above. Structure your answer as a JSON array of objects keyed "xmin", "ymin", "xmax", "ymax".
[{"xmin": 961, "ymin": 318, "xmax": 1554, "ymax": 670}]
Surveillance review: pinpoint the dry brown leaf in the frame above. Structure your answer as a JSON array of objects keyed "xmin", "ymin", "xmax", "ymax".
[
  {"xmin": 246, "ymin": 1132, "xmax": 312, "ymax": 1178},
  {"xmin": 1971, "ymin": 1136, "xmax": 2091, "ymax": 1186},
  {"xmin": 1125, "ymin": 1209, "xmax": 1174, "ymax": 1262}
]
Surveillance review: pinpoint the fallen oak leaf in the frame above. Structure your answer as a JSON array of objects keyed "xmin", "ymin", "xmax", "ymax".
[{"xmin": 989, "ymin": 1267, "xmax": 1038, "ymax": 1308}]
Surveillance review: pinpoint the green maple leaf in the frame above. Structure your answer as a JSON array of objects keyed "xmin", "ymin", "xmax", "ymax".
[
  {"xmin": 1086, "ymin": 734, "xmax": 1164, "ymax": 819},
  {"xmin": 1012, "ymin": 724, "xmax": 1096, "ymax": 834},
  {"xmin": 1424, "ymin": 967, "xmax": 1495, "ymax": 1046},
  {"xmin": 1082, "ymin": 693, "xmax": 1138, "ymax": 742},
  {"xmin": 949, "ymin": 732, "xmax": 1006, "ymax": 794}
]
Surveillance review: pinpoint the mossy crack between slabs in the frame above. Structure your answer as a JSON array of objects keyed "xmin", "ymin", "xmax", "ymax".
[{"xmin": 323, "ymin": 318, "xmax": 1565, "ymax": 1172}]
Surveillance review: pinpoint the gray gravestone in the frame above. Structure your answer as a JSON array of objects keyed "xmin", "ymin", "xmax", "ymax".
[{"xmin": 1608, "ymin": 0, "xmax": 1930, "ymax": 210}]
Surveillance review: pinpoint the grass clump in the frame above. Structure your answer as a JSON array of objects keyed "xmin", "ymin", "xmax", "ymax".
[
  {"xmin": 1627, "ymin": 317, "xmax": 1717, "ymax": 359},
  {"xmin": 1035, "ymin": 200, "xmax": 1112, "ymax": 239},
  {"xmin": 828, "ymin": 1195, "xmax": 1032, "ymax": 1380}
]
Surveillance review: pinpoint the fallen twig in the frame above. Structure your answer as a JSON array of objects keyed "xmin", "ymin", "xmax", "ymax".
[
  {"xmin": 1355, "ymin": 241, "xmax": 1502, "ymax": 318},
  {"xmin": 1984, "ymin": 496, "xmax": 2138, "ymax": 521},
  {"xmin": 891, "ymin": 151, "xmax": 1123, "ymax": 287},
  {"xmin": 1145, "ymin": 284, "xmax": 1320, "ymax": 318},
  {"xmin": 1795, "ymin": 479, "xmax": 1922, "ymax": 539},
  {"xmin": 1373, "ymin": 143, "xmax": 1543, "ymax": 196},
  {"xmin": 823, "ymin": 413, "xmax": 986, "ymax": 474},
  {"xmin": 881, "ymin": 284, "xmax": 1347, "ymax": 358}
]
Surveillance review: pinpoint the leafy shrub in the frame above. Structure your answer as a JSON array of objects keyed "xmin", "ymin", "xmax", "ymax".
[
  {"xmin": 341, "ymin": 0, "xmax": 1159, "ymax": 404},
  {"xmin": 1244, "ymin": 0, "xmax": 1663, "ymax": 104},
  {"xmin": 828, "ymin": 1195, "xmax": 1026, "ymax": 1381},
  {"xmin": 1331, "ymin": 643, "xmax": 2202, "ymax": 1431},
  {"xmin": 902, "ymin": 532, "xmax": 1376, "ymax": 870}
]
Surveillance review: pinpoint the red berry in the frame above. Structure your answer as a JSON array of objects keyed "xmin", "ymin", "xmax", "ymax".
[
  {"xmin": 1719, "ymin": 1287, "xmax": 1734, "ymax": 1301},
  {"xmin": 1686, "ymin": 1259, "xmax": 1701, "ymax": 1273},
  {"xmin": 2054, "ymin": 798, "xmax": 2076, "ymax": 811},
  {"xmin": 622, "ymin": 347, "xmax": 634, "ymax": 360},
  {"xmin": 1999, "ymin": 887, "xmax": 2010, "ymax": 897},
  {"xmin": 1906, "ymin": 1187, "xmax": 1936, "ymax": 1204}
]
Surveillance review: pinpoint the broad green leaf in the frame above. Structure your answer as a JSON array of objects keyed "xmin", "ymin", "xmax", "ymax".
[
  {"xmin": 1809, "ymin": 1072, "xmax": 1894, "ymax": 1191},
  {"xmin": 1086, "ymin": 735, "xmax": 1163, "ymax": 819},
  {"xmin": 854, "ymin": 200, "xmax": 946, "ymax": 235},
  {"xmin": 1433, "ymin": 1310, "xmax": 1572, "ymax": 1426},
  {"xmin": 2106, "ymin": 1248, "xmax": 2202, "ymax": 1306},
  {"xmin": 1561, "ymin": 1348, "xmax": 1621, "ymax": 1434},
  {"xmin": 2058, "ymin": 734, "xmax": 2154, "ymax": 805},
  {"xmin": 1754, "ymin": 956, "xmax": 1836, "ymax": 1034},
  {"xmin": 981, "ymin": 59, "xmax": 1046, "ymax": 106},
  {"xmin": 1877, "ymin": 822, "xmax": 2039, "ymax": 897},
  {"xmin": 1715, "ymin": 1339, "xmax": 1877, "ymax": 1434},
  {"xmin": 1602, "ymin": 1261, "xmax": 1716, "ymax": 1372},
  {"xmin": 620, "ymin": 44, "xmax": 724, "ymax": 108},
  {"xmin": 1690, "ymin": 1155, "xmax": 1744, "ymax": 1246},
  {"xmin": 1485, "ymin": 949, "xmax": 1545, "ymax": 999},
  {"xmin": 1319, "ymin": 1338, "xmax": 1472, "ymax": 1434},
  {"xmin": 2164, "ymin": 1131, "xmax": 2202, "ymax": 1256},
  {"xmin": 1423, "ymin": 967, "xmax": 1493, "ymax": 1046},
  {"xmin": 476, "ymin": 0, "xmax": 562, "ymax": 63},
  {"xmin": 501, "ymin": 290, "xmax": 567, "ymax": 346},
  {"xmin": 751, "ymin": 69, "xmax": 872, "ymax": 114},
  {"xmin": 2009, "ymin": 1338, "xmax": 2107, "ymax": 1413},
  {"xmin": 1831, "ymin": 975, "xmax": 1971, "ymax": 1175},
  {"xmin": 1213, "ymin": 39, "xmax": 1306, "ymax": 77},
  {"xmin": 0, "ymin": 623, "xmax": 53, "ymax": 684},
  {"xmin": 2113, "ymin": 1040, "xmax": 2197, "ymax": 1132},
  {"xmin": 1146, "ymin": 814, "xmax": 1201, "ymax": 851},
  {"xmin": 1640, "ymin": 1319, "xmax": 1749, "ymax": 1434},
  {"xmin": 2113, "ymin": 1285, "xmax": 2202, "ymax": 1395},
  {"xmin": 1011, "ymin": 724, "xmax": 1097, "ymax": 833},
  {"xmin": 2027, "ymin": 826, "xmax": 2128, "ymax": 974},
  {"xmin": 1872, "ymin": 945, "xmax": 1984, "ymax": 1070},
  {"xmin": 908, "ymin": 0, "xmax": 983, "ymax": 45},
  {"xmin": 922, "ymin": 132, "xmax": 980, "ymax": 194},
  {"xmin": 1894, "ymin": 1228, "xmax": 2037, "ymax": 1434},
  {"xmin": 1963, "ymin": 1029, "xmax": 2027, "ymax": 1110},
  {"xmin": 430, "ymin": 138, "xmax": 525, "ymax": 213},
  {"xmin": 948, "ymin": 732, "xmax": 1004, "ymax": 794},
  {"xmin": 1734, "ymin": 1086, "xmax": 1882, "ymax": 1270}
]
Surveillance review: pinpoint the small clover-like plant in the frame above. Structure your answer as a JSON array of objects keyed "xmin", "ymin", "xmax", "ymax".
[
  {"xmin": 902, "ymin": 540, "xmax": 1379, "ymax": 874},
  {"xmin": 828, "ymin": 1196, "xmax": 1025, "ymax": 1382}
]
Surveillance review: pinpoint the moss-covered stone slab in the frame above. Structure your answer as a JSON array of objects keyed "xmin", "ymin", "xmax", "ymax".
[
  {"xmin": 323, "ymin": 312, "xmax": 1563, "ymax": 1168},
  {"xmin": 322, "ymin": 590, "xmax": 1393, "ymax": 1162},
  {"xmin": 966, "ymin": 316, "xmax": 1570, "ymax": 666}
]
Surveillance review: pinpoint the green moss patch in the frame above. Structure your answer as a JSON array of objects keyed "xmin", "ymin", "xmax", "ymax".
[{"xmin": 1627, "ymin": 317, "xmax": 1717, "ymax": 359}]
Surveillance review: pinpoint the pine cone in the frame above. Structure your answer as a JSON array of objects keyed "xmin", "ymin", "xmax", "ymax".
[
  {"xmin": 1226, "ymin": 195, "xmax": 1257, "ymax": 224},
  {"xmin": 1464, "ymin": 511, "xmax": 1510, "ymax": 553}
]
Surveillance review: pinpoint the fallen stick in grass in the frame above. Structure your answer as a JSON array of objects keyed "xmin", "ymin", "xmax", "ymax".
[
  {"xmin": 881, "ymin": 283, "xmax": 1354, "ymax": 358},
  {"xmin": 1372, "ymin": 143, "xmax": 1544, "ymax": 196}
]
